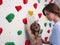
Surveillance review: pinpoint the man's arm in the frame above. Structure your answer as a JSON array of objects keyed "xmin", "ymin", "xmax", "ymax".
[{"xmin": 56, "ymin": 25, "xmax": 60, "ymax": 45}]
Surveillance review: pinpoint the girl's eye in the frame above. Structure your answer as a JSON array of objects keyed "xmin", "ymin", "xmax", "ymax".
[{"xmin": 34, "ymin": 24, "xmax": 36, "ymax": 26}]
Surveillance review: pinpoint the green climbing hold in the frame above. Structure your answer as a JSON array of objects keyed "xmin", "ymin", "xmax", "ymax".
[
  {"xmin": 44, "ymin": 22, "xmax": 47, "ymax": 27},
  {"xmin": 6, "ymin": 13, "xmax": 15, "ymax": 23},
  {"xmin": 40, "ymin": 29, "xmax": 43, "ymax": 34},
  {"xmin": 5, "ymin": 42, "xmax": 15, "ymax": 45},
  {"xmin": 17, "ymin": 30, "xmax": 22, "ymax": 35}
]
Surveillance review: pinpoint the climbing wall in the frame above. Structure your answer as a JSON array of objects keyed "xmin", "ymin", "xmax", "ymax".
[{"xmin": 0, "ymin": 0, "xmax": 54, "ymax": 45}]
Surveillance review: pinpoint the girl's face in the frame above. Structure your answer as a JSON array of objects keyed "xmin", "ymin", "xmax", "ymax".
[
  {"xmin": 44, "ymin": 10, "xmax": 56, "ymax": 21},
  {"xmin": 32, "ymin": 23, "xmax": 40, "ymax": 32}
]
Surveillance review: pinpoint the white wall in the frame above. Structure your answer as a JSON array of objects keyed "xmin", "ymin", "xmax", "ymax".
[{"xmin": 55, "ymin": 0, "xmax": 60, "ymax": 7}]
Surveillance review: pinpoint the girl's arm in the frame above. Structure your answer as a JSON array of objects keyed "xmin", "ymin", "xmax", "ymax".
[
  {"xmin": 26, "ymin": 18, "xmax": 37, "ymax": 45},
  {"xmin": 26, "ymin": 18, "xmax": 32, "ymax": 35},
  {"xmin": 26, "ymin": 18, "xmax": 35, "ymax": 39}
]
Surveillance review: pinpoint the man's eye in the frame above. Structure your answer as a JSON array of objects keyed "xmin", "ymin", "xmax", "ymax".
[{"xmin": 46, "ymin": 14, "xmax": 49, "ymax": 15}]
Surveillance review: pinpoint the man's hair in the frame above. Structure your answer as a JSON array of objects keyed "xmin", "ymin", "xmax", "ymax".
[{"xmin": 42, "ymin": 3, "xmax": 60, "ymax": 17}]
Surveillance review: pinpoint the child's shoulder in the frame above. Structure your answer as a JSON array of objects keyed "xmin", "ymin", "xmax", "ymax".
[{"xmin": 38, "ymin": 34, "xmax": 41, "ymax": 38}]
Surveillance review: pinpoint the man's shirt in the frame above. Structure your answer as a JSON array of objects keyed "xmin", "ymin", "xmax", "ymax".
[{"xmin": 49, "ymin": 20, "xmax": 60, "ymax": 45}]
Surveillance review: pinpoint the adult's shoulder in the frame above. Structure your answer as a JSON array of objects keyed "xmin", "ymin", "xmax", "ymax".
[{"xmin": 56, "ymin": 20, "xmax": 60, "ymax": 26}]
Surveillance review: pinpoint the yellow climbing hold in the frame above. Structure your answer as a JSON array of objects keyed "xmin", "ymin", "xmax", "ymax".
[
  {"xmin": 45, "ymin": 17, "xmax": 48, "ymax": 21},
  {"xmin": 28, "ymin": 10, "xmax": 33, "ymax": 16}
]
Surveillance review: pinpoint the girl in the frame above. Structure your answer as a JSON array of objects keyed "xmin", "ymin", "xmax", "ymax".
[{"xmin": 26, "ymin": 18, "xmax": 42, "ymax": 45}]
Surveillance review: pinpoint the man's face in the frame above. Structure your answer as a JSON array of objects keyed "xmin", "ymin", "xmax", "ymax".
[{"xmin": 44, "ymin": 10, "xmax": 55, "ymax": 21}]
